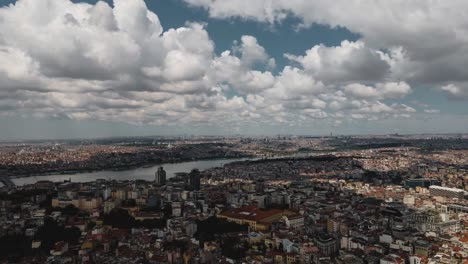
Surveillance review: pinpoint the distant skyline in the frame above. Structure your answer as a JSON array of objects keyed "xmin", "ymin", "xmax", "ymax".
[{"xmin": 0, "ymin": 0, "xmax": 467, "ymax": 140}]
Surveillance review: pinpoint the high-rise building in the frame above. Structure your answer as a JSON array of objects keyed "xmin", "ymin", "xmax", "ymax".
[
  {"xmin": 255, "ymin": 179, "xmax": 265, "ymax": 194},
  {"xmin": 188, "ymin": 169, "xmax": 201, "ymax": 191},
  {"xmin": 155, "ymin": 167, "xmax": 166, "ymax": 186}
]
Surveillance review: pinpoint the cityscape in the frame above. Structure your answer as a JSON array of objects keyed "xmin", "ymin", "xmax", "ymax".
[
  {"xmin": 0, "ymin": 135, "xmax": 467, "ymax": 263},
  {"xmin": 1, "ymin": 0, "xmax": 468, "ymax": 263}
]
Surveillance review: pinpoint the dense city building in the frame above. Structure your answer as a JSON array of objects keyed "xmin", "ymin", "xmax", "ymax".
[{"xmin": 0, "ymin": 135, "xmax": 467, "ymax": 263}]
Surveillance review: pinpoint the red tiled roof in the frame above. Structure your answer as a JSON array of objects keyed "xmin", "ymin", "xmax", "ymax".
[
  {"xmin": 287, "ymin": 214, "xmax": 303, "ymax": 220},
  {"xmin": 219, "ymin": 206, "xmax": 283, "ymax": 222}
]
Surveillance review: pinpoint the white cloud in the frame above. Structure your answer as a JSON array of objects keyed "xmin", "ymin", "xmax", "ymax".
[
  {"xmin": 184, "ymin": 0, "xmax": 468, "ymax": 86},
  {"xmin": 424, "ymin": 109, "xmax": 441, "ymax": 114},
  {"xmin": 236, "ymin": 35, "xmax": 275, "ymax": 68},
  {"xmin": 163, "ymin": 50, "xmax": 207, "ymax": 81},
  {"xmin": 113, "ymin": 0, "xmax": 163, "ymax": 39},
  {"xmin": 0, "ymin": 0, "xmax": 427, "ymax": 131},
  {"xmin": 285, "ymin": 40, "xmax": 390, "ymax": 83},
  {"xmin": 207, "ymin": 37, "xmax": 276, "ymax": 94},
  {"xmin": 349, "ymin": 101, "xmax": 416, "ymax": 120},
  {"xmin": 265, "ymin": 66, "xmax": 325, "ymax": 100},
  {"xmin": 236, "ymin": 71, "xmax": 275, "ymax": 93},
  {"xmin": 344, "ymin": 82, "xmax": 411, "ymax": 100},
  {"xmin": 441, "ymin": 83, "xmax": 468, "ymax": 99}
]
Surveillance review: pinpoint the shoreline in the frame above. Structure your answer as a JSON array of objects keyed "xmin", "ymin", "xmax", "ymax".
[
  {"xmin": 9, "ymin": 151, "xmax": 323, "ymax": 181},
  {"xmin": 8, "ymin": 151, "xmax": 326, "ymax": 184},
  {"xmin": 8, "ymin": 155, "xmax": 255, "ymax": 179}
]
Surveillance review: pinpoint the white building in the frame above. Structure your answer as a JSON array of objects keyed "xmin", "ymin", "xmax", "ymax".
[
  {"xmin": 403, "ymin": 195, "xmax": 415, "ymax": 206},
  {"xmin": 429, "ymin": 185, "xmax": 464, "ymax": 199},
  {"xmin": 379, "ymin": 233, "xmax": 393, "ymax": 244},
  {"xmin": 284, "ymin": 214, "xmax": 305, "ymax": 229}
]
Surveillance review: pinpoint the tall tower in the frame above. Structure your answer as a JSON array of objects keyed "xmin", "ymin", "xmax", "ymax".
[
  {"xmin": 188, "ymin": 169, "xmax": 201, "ymax": 191},
  {"xmin": 255, "ymin": 179, "xmax": 265, "ymax": 194},
  {"xmin": 155, "ymin": 167, "xmax": 166, "ymax": 186}
]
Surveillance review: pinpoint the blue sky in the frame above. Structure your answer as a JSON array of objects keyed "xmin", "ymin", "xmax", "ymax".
[{"xmin": 0, "ymin": 0, "xmax": 467, "ymax": 140}]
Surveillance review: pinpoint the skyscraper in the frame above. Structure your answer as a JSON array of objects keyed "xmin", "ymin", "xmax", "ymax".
[
  {"xmin": 188, "ymin": 169, "xmax": 201, "ymax": 191},
  {"xmin": 155, "ymin": 167, "xmax": 166, "ymax": 186},
  {"xmin": 255, "ymin": 179, "xmax": 265, "ymax": 194}
]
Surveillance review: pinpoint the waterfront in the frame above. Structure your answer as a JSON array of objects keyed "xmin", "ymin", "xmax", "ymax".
[
  {"xmin": 11, "ymin": 152, "xmax": 320, "ymax": 186},
  {"xmin": 12, "ymin": 158, "xmax": 248, "ymax": 185}
]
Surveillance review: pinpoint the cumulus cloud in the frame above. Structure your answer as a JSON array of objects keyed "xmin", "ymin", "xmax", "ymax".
[
  {"xmin": 184, "ymin": 0, "xmax": 468, "ymax": 87},
  {"xmin": 441, "ymin": 83, "xmax": 468, "ymax": 99},
  {"xmin": 343, "ymin": 82, "xmax": 411, "ymax": 100},
  {"xmin": 265, "ymin": 66, "xmax": 325, "ymax": 100},
  {"xmin": 0, "ymin": 0, "xmax": 428, "ymax": 131},
  {"xmin": 235, "ymin": 35, "xmax": 275, "ymax": 68},
  {"xmin": 285, "ymin": 40, "xmax": 390, "ymax": 83},
  {"xmin": 0, "ymin": 0, "xmax": 222, "ymax": 124},
  {"xmin": 208, "ymin": 47, "xmax": 275, "ymax": 94}
]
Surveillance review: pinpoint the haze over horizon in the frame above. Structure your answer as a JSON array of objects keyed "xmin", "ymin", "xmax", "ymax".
[{"xmin": 1, "ymin": 0, "xmax": 468, "ymax": 140}]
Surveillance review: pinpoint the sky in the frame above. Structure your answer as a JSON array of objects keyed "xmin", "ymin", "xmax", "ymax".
[{"xmin": 0, "ymin": 0, "xmax": 467, "ymax": 140}]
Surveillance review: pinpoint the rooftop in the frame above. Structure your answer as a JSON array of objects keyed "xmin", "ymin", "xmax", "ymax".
[{"xmin": 218, "ymin": 206, "xmax": 283, "ymax": 222}]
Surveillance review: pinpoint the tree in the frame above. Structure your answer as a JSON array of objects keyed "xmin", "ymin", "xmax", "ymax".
[
  {"xmin": 35, "ymin": 217, "xmax": 81, "ymax": 252},
  {"xmin": 121, "ymin": 199, "xmax": 136, "ymax": 207},
  {"xmin": 103, "ymin": 208, "xmax": 135, "ymax": 229},
  {"xmin": 221, "ymin": 236, "xmax": 248, "ymax": 260},
  {"xmin": 163, "ymin": 203, "xmax": 172, "ymax": 218},
  {"xmin": 62, "ymin": 204, "xmax": 79, "ymax": 216},
  {"xmin": 87, "ymin": 221, "xmax": 96, "ymax": 230},
  {"xmin": 0, "ymin": 234, "xmax": 31, "ymax": 261},
  {"xmin": 194, "ymin": 217, "xmax": 247, "ymax": 242}
]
